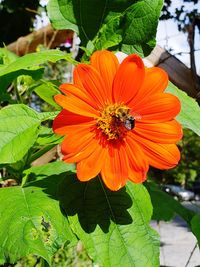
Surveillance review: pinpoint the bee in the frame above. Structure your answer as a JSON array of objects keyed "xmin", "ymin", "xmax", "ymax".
[
  {"xmin": 116, "ymin": 112, "xmax": 140, "ymax": 131},
  {"xmin": 124, "ymin": 116, "xmax": 135, "ymax": 130}
]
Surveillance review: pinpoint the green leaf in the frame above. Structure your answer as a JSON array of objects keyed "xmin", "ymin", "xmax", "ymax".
[
  {"xmin": 22, "ymin": 160, "xmax": 75, "ymax": 185},
  {"xmin": 191, "ymin": 214, "xmax": 200, "ymax": 246},
  {"xmin": 0, "ymin": 48, "xmax": 18, "ymax": 65},
  {"xmin": 0, "ymin": 104, "xmax": 58, "ymax": 164},
  {"xmin": 59, "ymin": 177, "xmax": 160, "ymax": 267},
  {"xmin": 0, "ymin": 49, "xmax": 76, "ymax": 100},
  {"xmin": 48, "ymin": 0, "xmax": 163, "ymax": 56},
  {"xmin": 0, "ymin": 161, "xmax": 76, "ymax": 265},
  {"xmin": 47, "ymin": 0, "xmax": 78, "ymax": 31},
  {"xmin": 0, "ymin": 68, "xmax": 44, "ymax": 101},
  {"xmin": 167, "ymin": 82, "xmax": 200, "ymax": 136},
  {"xmin": 145, "ymin": 182, "xmax": 194, "ymax": 223},
  {"xmin": 35, "ymin": 127, "xmax": 63, "ymax": 147},
  {"xmin": 0, "ymin": 49, "xmax": 77, "ymax": 78},
  {"xmin": 33, "ymin": 81, "xmax": 61, "ymax": 109}
]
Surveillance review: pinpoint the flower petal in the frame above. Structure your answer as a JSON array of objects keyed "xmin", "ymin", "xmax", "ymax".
[
  {"xmin": 135, "ymin": 120, "xmax": 183, "ymax": 144},
  {"xmin": 130, "ymin": 132, "xmax": 181, "ymax": 169},
  {"xmin": 101, "ymin": 143, "xmax": 128, "ymax": 191},
  {"xmin": 73, "ymin": 63, "xmax": 108, "ymax": 106},
  {"xmin": 54, "ymin": 94, "xmax": 99, "ymax": 118},
  {"xmin": 90, "ymin": 50, "xmax": 119, "ymax": 102},
  {"xmin": 60, "ymin": 83, "xmax": 99, "ymax": 110},
  {"xmin": 129, "ymin": 67, "xmax": 168, "ymax": 107},
  {"xmin": 53, "ymin": 109, "xmax": 93, "ymax": 135},
  {"xmin": 61, "ymin": 122, "xmax": 96, "ymax": 155},
  {"xmin": 133, "ymin": 93, "xmax": 181, "ymax": 123},
  {"xmin": 125, "ymin": 135, "xmax": 149, "ymax": 183},
  {"xmin": 113, "ymin": 54, "xmax": 145, "ymax": 103},
  {"xmin": 64, "ymin": 138, "xmax": 98, "ymax": 163},
  {"xmin": 128, "ymin": 169, "xmax": 147, "ymax": 184},
  {"xmin": 77, "ymin": 143, "xmax": 106, "ymax": 181}
]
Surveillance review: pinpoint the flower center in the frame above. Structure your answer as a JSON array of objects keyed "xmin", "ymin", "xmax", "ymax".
[{"xmin": 97, "ymin": 103, "xmax": 135, "ymax": 140}]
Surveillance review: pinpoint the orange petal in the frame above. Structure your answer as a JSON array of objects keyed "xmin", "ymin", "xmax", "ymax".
[
  {"xmin": 54, "ymin": 94, "xmax": 99, "ymax": 118},
  {"xmin": 73, "ymin": 64, "xmax": 107, "ymax": 107},
  {"xmin": 60, "ymin": 83, "xmax": 99, "ymax": 110},
  {"xmin": 128, "ymin": 67, "xmax": 168, "ymax": 107},
  {"xmin": 53, "ymin": 109, "xmax": 93, "ymax": 135},
  {"xmin": 101, "ymin": 143, "xmax": 128, "ymax": 191},
  {"xmin": 125, "ymin": 135, "xmax": 149, "ymax": 183},
  {"xmin": 135, "ymin": 120, "xmax": 183, "ymax": 144},
  {"xmin": 133, "ymin": 93, "xmax": 181, "ymax": 123},
  {"xmin": 131, "ymin": 132, "xmax": 181, "ymax": 169},
  {"xmin": 76, "ymin": 143, "xmax": 106, "ymax": 181},
  {"xmin": 113, "ymin": 54, "xmax": 145, "ymax": 104},
  {"xmin": 128, "ymin": 169, "xmax": 147, "ymax": 184},
  {"xmin": 61, "ymin": 122, "xmax": 96, "ymax": 155},
  {"xmin": 90, "ymin": 50, "xmax": 119, "ymax": 102}
]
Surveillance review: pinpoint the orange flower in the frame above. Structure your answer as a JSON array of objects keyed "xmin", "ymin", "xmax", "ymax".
[{"xmin": 53, "ymin": 50, "xmax": 182, "ymax": 191}]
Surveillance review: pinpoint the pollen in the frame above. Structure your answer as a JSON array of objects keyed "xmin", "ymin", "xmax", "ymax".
[{"xmin": 96, "ymin": 103, "xmax": 131, "ymax": 140}]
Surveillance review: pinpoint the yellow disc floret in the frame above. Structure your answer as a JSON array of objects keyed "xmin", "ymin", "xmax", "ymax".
[{"xmin": 97, "ymin": 103, "xmax": 131, "ymax": 140}]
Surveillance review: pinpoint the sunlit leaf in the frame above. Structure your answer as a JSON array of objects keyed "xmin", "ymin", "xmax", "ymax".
[
  {"xmin": 0, "ymin": 48, "xmax": 18, "ymax": 65},
  {"xmin": 35, "ymin": 127, "xmax": 63, "ymax": 147},
  {"xmin": 47, "ymin": 0, "xmax": 163, "ymax": 56},
  {"xmin": 167, "ymin": 82, "xmax": 200, "ymax": 136},
  {"xmin": 0, "ymin": 162, "xmax": 76, "ymax": 265},
  {"xmin": 33, "ymin": 81, "xmax": 61, "ymax": 109},
  {"xmin": 0, "ymin": 104, "xmax": 58, "ymax": 164},
  {"xmin": 59, "ymin": 177, "xmax": 160, "ymax": 267},
  {"xmin": 0, "ymin": 50, "xmax": 76, "ymax": 78}
]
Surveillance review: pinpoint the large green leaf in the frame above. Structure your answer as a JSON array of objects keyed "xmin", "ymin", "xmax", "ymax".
[
  {"xmin": 0, "ymin": 50, "xmax": 76, "ymax": 78},
  {"xmin": 167, "ymin": 82, "xmax": 200, "ymax": 136},
  {"xmin": 59, "ymin": 176, "xmax": 160, "ymax": 267},
  {"xmin": 0, "ymin": 48, "xmax": 18, "ymax": 65},
  {"xmin": 0, "ymin": 161, "xmax": 76, "ymax": 265},
  {"xmin": 48, "ymin": 0, "xmax": 163, "ymax": 56},
  {"xmin": 33, "ymin": 81, "xmax": 61, "ymax": 109},
  {"xmin": 0, "ymin": 49, "xmax": 76, "ymax": 99},
  {"xmin": 0, "ymin": 68, "xmax": 44, "ymax": 102},
  {"xmin": 35, "ymin": 127, "xmax": 63, "ymax": 147},
  {"xmin": 0, "ymin": 104, "xmax": 58, "ymax": 164}
]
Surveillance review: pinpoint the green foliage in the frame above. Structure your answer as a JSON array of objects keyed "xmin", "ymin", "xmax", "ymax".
[
  {"xmin": 0, "ymin": 104, "xmax": 58, "ymax": 164},
  {"xmin": 47, "ymin": 0, "xmax": 163, "ymax": 56},
  {"xmin": 33, "ymin": 81, "xmax": 61, "ymax": 110},
  {"xmin": 61, "ymin": 177, "xmax": 159, "ymax": 267},
  {"xmin": 0, "ymin": 162, "xmax": 76, "ymax": 265},
  {"xmin": 0, "ymin": 49, "xmax": 77, "ymax": 105},
  {"xmin": 0, "ymin": 49, "xmax": 77, "ymax": 77},
  {"xmin": 167, "ymin": 82, "xmax": 200, "ymax": 137}
]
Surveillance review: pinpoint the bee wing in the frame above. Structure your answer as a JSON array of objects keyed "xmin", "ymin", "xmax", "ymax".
[{"xmin": 130, "ymin": 112, "xmax": 141, "ymax": 120}]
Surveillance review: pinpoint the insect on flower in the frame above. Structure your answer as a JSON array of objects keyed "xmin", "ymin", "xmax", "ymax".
[
  {"xmin": 53, "ymin": 50, "xmax": 182, "ymax": 191},
  {"xmin": 124, "ymin": 116, "xmax": 135, "ymax": 130}
]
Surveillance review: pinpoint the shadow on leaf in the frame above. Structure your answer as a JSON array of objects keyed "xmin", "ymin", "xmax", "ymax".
[{"xmin": 25, "ymin": 170, "xmax": 133, "ymax": 233}]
